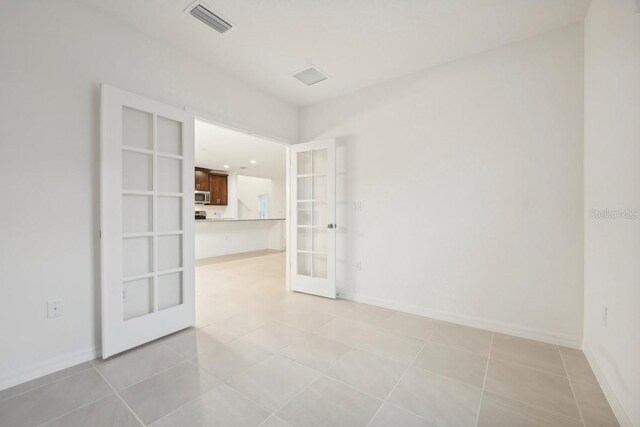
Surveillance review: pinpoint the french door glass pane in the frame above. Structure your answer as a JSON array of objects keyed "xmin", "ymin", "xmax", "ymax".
[
  {"xmin": 157, "ymin": 196, "xmax": 182, "ymax": 232},
  {"xmin": 313, "ymin": 229, "xmax": 327, "ymax": 254},
  {"xmin": 298, "ymin": 228, "xmax": 312, "ymax": 252},
  {"xmin": 297, "ymin": 252, "xmax": 312, "ymax": 276},
  {"xmin": 158, "ymin": 272, "xmax": 183, "ymax": 310},
  {"xmin": 157, "ymin": 157, "xmax": 182, "ymax": 193},
  {"xmin": 123, "ymin": 278, "xmax": 154, "ymax": 320},
  {"xmin": 122, "ymin": 151, "xmax": 153, "ymax": 191},
  {"xmin": 122, "ymin": 107, "xmax": 152, "ymax": 149},
  {"xmin": 313, "ymin": 254, "xmax": 328, "ymax": 279},
  {"xmin": 313, "ymin": 202, "xmax": 327, "ymax": 226},
  {"xmin": 158, "ymin": 234, "xmax": 182, "ymax": 271},
  {"xmin": 297, "ymin": 176, "xmax": 313, "ymax": 200},
  {"xmin": 313, "ymin": 176, "xmax": 327, "ymax": 201},
  {"xmin": 297, "ymin": 151, "xmax": 312, "ymax": 175},
  {"xmin": 123, "ymin": 195, "xmax": 152, "ymax": 233},
  {"xmin": 313, "ymin": 149, "xmax": 327, "ymax": 174},
  {"xmin": 123, "ymin": 237, "xmax": 153, "ymax": 277},
  {"xmin": 157, "ymin": 116, "xmax": 182, "ymax": 155},
  {"xmin": 297, "ymin": 202, "xmax": 312, "ymax": 226}
]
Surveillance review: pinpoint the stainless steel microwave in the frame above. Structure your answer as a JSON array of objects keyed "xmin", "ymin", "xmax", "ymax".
[{"xmin": 195, "ymin": 190, "xmax": 210, "ymax": 204}]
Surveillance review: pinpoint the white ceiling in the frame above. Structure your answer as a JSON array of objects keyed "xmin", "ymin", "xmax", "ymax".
[
  {"xmin": 79, "ymin": 0, "xmax": 590, "ymax": 106},
  {"xmin": 195, "ymin": 120, "xmax": 286, "ymax": 179}
]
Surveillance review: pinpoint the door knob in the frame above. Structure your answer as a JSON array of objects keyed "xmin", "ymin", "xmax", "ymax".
[{"xmin": 327, "ymin": 223, "xmax": 336, "ymax": 229}]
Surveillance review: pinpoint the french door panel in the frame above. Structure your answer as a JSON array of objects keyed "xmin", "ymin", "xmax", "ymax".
[
  {"xmin": 101, "ymin": 85, "xmax": 195, "ymax": 358},
  {"xmin": 290, "ymin": 139, "xmax": 336, "ymax": 299}
]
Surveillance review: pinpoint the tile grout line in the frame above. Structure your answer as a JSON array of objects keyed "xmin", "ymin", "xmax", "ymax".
[
  {"xmin": 364, "ymin": 323, "xmax": 445, "ymax": 426},
  {"xmin": 467, "ymin": 372, "xmax": 586, "ymax": 425},
  {"xmin": 255, "ymin": 342, "xmax": 358, "ymax": 423},
  {"xmin": 147, "ymin": 358, "xmax": 232, "ymax": 426},
  {"xmin": 144, "ymin": 345, "xmax": 248, "ymax": 426},
  {"xmin": 488, "ymin": 351, "xmax": 576, "ymax": 379},
  {"xmin": 97, "ymin": 343, "xmax": 212, "ymax": 426},
  {"xmin": 91, "ymin": 348, "xmax": 187, "ymax": 393},
  {"xmin": 33, "ymin": 394, "xmax": 113, "ymax": 427},
  {"xmin": 151, "ymin": 347, "xmax": 317, "ymax": 426},
  {"xmin": 257, "ymin": 415, "xmax": 292, "ymax": 427},
  {"xmin": 160, "ymin": 333, "xmax": 284, "ymax": 422},
  {"xmin": 472, "ymin": 340, "xmax": 585, "ymax": 425},
  {"xmin": 92, "ymin": 365, "xmax": 147, "ymax": 427},
  {"xmin": 558, "ymin": 346, "xmax": 587, "ymax": 427},
  {"xmin": 364, "ymin": 339, "xmax": 430, "ymax": 427},
  {"xmin": 320, "ymin": 372, "xmax": 386, "ymax": 404},
  {"xmin": 32, "ymin": 366, "xmax": 145, "ymax": 427},
  {"xmin": 474, "ymin": 331, "xmax": 494, "ymax": 427},
  {"xmin": 0, "ymin": 364, "xmax": 95, "ymax": 403}
]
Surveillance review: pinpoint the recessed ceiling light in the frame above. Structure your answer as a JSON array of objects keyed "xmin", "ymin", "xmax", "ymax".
[
  {"xmin": 250, "ymin": 160, "xmax": 257, "ymax": 164},
  {"xmin": 223, "ymin": 165, "xmax": 230, "ymax": 169}
]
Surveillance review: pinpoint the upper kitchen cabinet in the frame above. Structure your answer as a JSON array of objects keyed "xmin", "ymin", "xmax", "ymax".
[
  {"xmin": 195, "ymin": 167, "xmax": 209, "ymax": 191},
  {"xmin": 194, "ymin": 167, "xmax": 228, "ymax": 205},
  {"xmin": 209, "ymin": 172, "xmax": 228, "ymax": 206}
]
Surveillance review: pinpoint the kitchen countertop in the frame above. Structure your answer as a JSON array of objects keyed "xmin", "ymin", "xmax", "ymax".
[{"xmin": 195, "ymin": 218, "xmax": 286, "ymax": 222}]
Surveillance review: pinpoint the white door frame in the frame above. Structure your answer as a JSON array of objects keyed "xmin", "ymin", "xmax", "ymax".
[{"xmin": 186, "ymin": 111, "xmax": 294, "ymax": 292}]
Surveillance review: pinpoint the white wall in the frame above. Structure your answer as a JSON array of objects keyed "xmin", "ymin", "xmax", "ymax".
[
  {"xmin": 237, "ymin": 175, "xmax": 286, "ymax": 219},
  {"xmin": 0, "ymin": 0, "xmax": 297, "ymax": 388},
  {"xmin": 583, "ymin": 1, "xmax": 640, "ymax": 425},
  {"xmin": 300, "ymin": 25, "xmax": 585, "ymax": 346}
]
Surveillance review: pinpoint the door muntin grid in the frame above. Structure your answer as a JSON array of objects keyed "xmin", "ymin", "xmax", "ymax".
[
  {"xmin": 121, "ymin": 107, "xmax": 184, "ymax": 321},
  {"xmin": 296, "ymin": 148, "xmax": 329, "ymax": 279}
]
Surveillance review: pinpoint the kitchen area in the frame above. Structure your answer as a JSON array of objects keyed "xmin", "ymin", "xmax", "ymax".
[{"xmin": 193, "ymin": 119, "xmax": 287, "ymax": 261}]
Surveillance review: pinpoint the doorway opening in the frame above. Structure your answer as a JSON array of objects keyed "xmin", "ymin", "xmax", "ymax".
[
  {"xmin": 100, "ymin": 85, "xmax": 335, "ymax": 358},
  {"xmin": 193, "ymin": 118, "xmax": 289, "ymax": 326}
]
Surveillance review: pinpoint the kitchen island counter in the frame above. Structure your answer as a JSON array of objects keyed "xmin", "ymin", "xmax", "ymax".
[{"xmin": 195, "ymin": 218, "xmax": 286, "ymax": 259}]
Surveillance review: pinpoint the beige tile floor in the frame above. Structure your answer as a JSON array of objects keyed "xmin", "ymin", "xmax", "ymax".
[{"xmin": 0, "ymin": 251, "xmax": 620, "ymax": 427}]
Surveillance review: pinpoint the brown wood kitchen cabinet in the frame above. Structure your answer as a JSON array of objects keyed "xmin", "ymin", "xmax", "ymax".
[
  {"xmin": 195, "ymin": 167, "xmax": 210, "ymax": 191},
  {"xmin": 208, "ymin": 172, "xmax": 228, "ymax": 205},
  {"xmin": 194, "ymin": 167, "xmax": 228, "ymax": 205}
]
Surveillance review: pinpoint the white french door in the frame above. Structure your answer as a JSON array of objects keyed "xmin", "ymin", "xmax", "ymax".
[
  {"xmin": 290, "ymin": 139, "xmax": 336, "ymax": 298},
  {"xmin": 100, "ymin": 85, "xmax": 195, "ymax": 358}
]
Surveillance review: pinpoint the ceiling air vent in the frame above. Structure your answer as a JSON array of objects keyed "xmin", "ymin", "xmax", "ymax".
[
  {"xmin": 189, "ymin": 3, "xmax": 233, "ymax": 34},
  {"xmin": 291, "ymin": 66, "xmax": 328, "ymax": 86}
]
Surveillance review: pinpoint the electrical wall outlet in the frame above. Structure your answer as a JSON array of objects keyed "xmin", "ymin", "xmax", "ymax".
[
  {"xmin": 602, "ymin": 305, "xmax": 608, "ymax": 328},
  {"xmin": 356, "ymin": 260, "xmax": 362, "ymax": 271},
  {"xmin": 47, "ymin": 300, "xmax": 61, "ymax": 318}
]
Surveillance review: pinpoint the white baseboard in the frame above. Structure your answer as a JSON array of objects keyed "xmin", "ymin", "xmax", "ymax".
[
  {"xmin": 0, "ymin": 346, "xmax": 100, "ymax": 392},
  {"xmin": 583, "ymin": 343, "xmax": 634, "ymax": 427},
  {"xmin": 339, "ymin": 291, "xmax": 583, "ymax": 348}
]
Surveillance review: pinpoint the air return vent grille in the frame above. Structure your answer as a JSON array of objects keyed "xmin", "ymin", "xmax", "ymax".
[
  {"xmin": 292, "ymin": 66, "xmax": 328, "ymax": 86},
  {"xmin": 190, "ymin": 4, "xmax": 233, "ymax": 34}
]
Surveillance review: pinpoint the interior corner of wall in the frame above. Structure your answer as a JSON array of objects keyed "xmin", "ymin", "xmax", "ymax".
[{"xmin": 582, "ymin": 342, "xmax": 634, "ymax": 427}]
